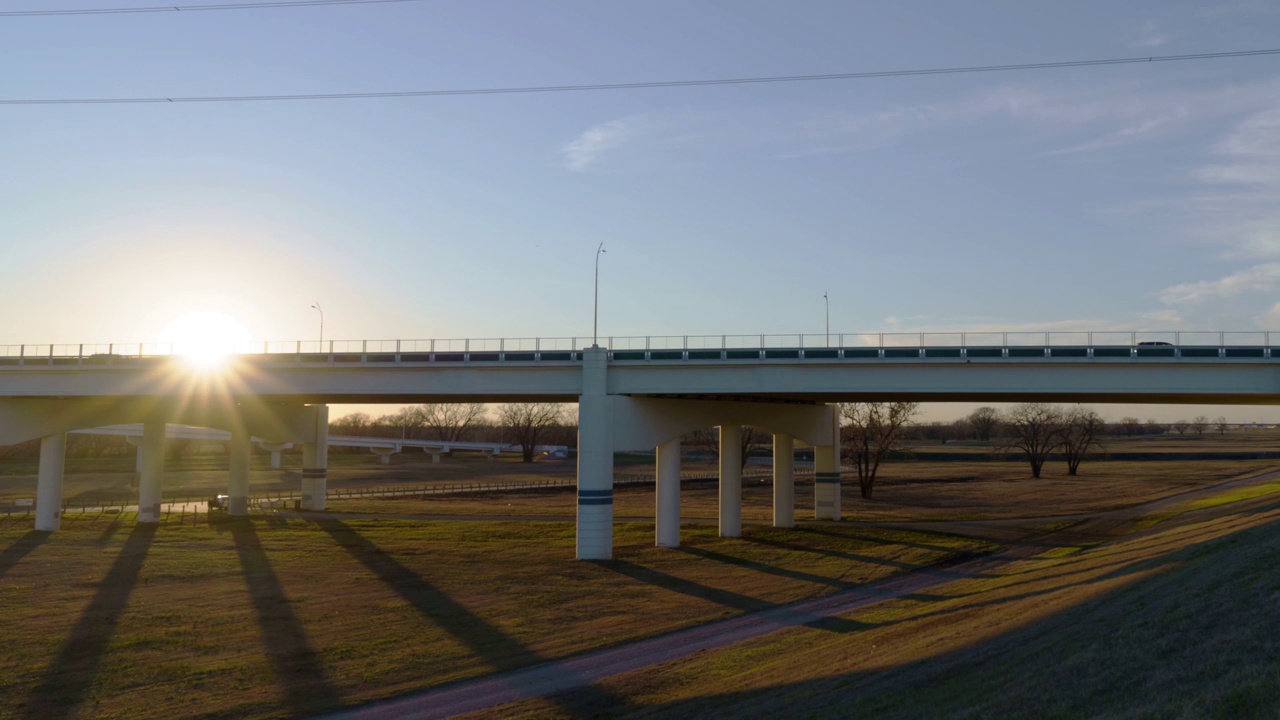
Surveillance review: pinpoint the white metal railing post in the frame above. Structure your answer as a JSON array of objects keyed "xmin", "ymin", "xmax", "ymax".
[
  {"xmin": 395, "ymin": 339, "xmax": 401, "ymax": 362},
  {"xmin": 48, "ymin": 345, "xmax": 54, "ymax": 366},
  {"xmin": 78, "ymin": 344, "xmax": 83, "ymax": 365},
  {"xmin": 107, "ymin": 343, "xmax": 112, "ymax": 364},
  {"xmin": 137, "ymin": 343, "xmax": 143, "ymax": 358}
]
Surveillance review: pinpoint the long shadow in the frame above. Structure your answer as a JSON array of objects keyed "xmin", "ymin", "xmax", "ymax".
[
  {"xmin": 799, "ymin": 524, "xmax": 1001, "ymax": 554},
  {"xmin": 621, "ymin": 513, "xmax": 1280, "ymax": 720},
  {"xmin": 230, "ymin": 520, "xmax": 340, "ymax": 716},
  {"xmin": 94, "ymin": 519, "xmax": 124, "ymax": 547},
  {"xmin": 0, "ymin": 530, "xmax": 50, "ymax": 580},
  {"xmin": 742, "ymin": 534, "xmax": 932, "ymax": 572},
  {"xmin": 22, "ymin": 525, "xmax": 156, "ymax": 720},
  {"xmin": 607, "ymin": 560, "xmax": 867, "ymax": 634},
  {"xmin": 312, "ymin": 518, "xmax": 632, "ymax": 718}
]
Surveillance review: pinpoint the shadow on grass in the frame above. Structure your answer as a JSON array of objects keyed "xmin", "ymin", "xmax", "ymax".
[
  {"xmin": 604, "ymin": 513, "xmax": 1280, "ymax": 720},
  {"xmin": 230, "ymin": 519, "xmax": 340, "ymax": 716},
  {"xmin": 740, "ymin": 533, "xmax": 928, "ymax": 573},
  {"xmin": 0, "ymin": 529, "xmax": 50, "ymax": 580},
  {"xmin": 22, "ymin": 524, "xmax": 155, "ymax": 720},
  {"xmin": 605, "ymin": 560, "xmax": 867, "ymax": 634},
  {"xmin": 312, "ymin": 517, "xmax": 633, "ymax": 719},
  {"xmin": 94, "ymin": 519, "xmax": 124, "ymax": 547}
]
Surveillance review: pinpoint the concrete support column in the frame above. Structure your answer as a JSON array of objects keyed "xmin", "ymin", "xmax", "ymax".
[
  {"xmin": 370, "ymin": 447, "xmax": 397, "ymax": 465},
  {"xmin": 229, "ymin": 427, "xmax": 251, "ymax": 516},
  {"xmin": 138, "ymin": 421, "xmax": 165, "ymax": 524},
  {"xmin": 258, "ymin": 442, "xmax": 290, "ymax": 470},
  {"xmin": 773, "ymin": 433, "xmax": 795, "ymax": 529},
  {"xmin": 428, "ymin": 452, "xmax": 442, "ymax": 463},
  {"xmin": 655, "ymin": 438, "xmax": 681, "ymax": 548},
  {"xmin": 301, "ymin": 405, "xmax": 329, "ymax": 511},
  {"xmin": 814, "ymin": 444, "xmax": 841, "ymax": 521},
  {"xmin": 35, "ymin": 433, "xmax": 66, "ymax": 531},
  {"xmin": 576, "ymin": 346, "xmax": 613, "ymax": 560},
  {"xmin": 719, "ymin": 425, "xmax": 743, "ymax": 537}
]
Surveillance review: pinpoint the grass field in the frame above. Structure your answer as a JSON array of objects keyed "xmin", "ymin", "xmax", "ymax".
[
  {"xmin": 0, "ymin": 513, "xmax": 993, "ymax": 719},
  {"xmin": 2, "ymin": 441, "xmax": 1279, "ymax": 718},
  {"xmin": 477, "ymin": 485, "xmax": 1280, "ymax": 719}
]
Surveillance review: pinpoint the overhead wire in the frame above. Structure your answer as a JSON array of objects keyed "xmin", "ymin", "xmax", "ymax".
[
  {"xmin": 2, "ymin": 48, "xmax": 1278, "ymax": 106},
  {"xmin": 0, "ymin": 0, "xmax": 423, "ymax": 16}
]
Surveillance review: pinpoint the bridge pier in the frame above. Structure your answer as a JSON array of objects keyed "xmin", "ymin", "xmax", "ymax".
[
  {"xmin": 301, "ymin": 405, "xmax": 329, "ymax": 511},
  {"xmin": 773, "ymin": 433, "xmax": 795, "ymax": 528},
  {"xmin": 655, "ymin": 438, "xmax": 681, "ymax": 547},
  {"xmin": 35, "ymin": 433, "xmax": 66, "ymax": 531},
  {"xmin": 576, "ymin": 347, "xmax": 614, "ymax": 560},
  {"xmin": 229, "ymin": 427, "xmax": 251, "ymax": 516},
  {"xmin": 138, "ymin": 421, "xmax": 165, "ymax": 523},
  {"xmin": 814, "ymin": 443, "xmax": 841, "ymax": 521},
  {"xmin": 719, "ymin": 425, "xmax": 743, "ymax": 537},
  {"xmin": 258, "ymin": 441, "xmax": 290, "ymax": 469},
  {"xmin": 370, "ymin": 447, "xmax": 397, "ymax": 464}
]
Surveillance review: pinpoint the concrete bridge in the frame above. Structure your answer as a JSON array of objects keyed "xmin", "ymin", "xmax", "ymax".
[{"xmin": 2, "ymin": 330, "xmax": 1279, "ymax": 559}]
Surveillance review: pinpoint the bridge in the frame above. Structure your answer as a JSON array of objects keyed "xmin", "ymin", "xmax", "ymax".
[{"xmin": 2, "ymin": 330, "xmax": 1278, "ymax": 559}]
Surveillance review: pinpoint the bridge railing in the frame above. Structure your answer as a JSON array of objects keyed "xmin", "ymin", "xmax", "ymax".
[{"xmin": 3, "ymin": 331, "xmax": 1280, "ymax": 367}]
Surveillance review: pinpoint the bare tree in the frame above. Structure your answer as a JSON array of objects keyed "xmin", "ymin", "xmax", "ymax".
[
  {"xmin": 1119, "ymin": 417, "xmax": 1143, "ymax": 437},
  {"xmin": 686, "ymin": 426, "xmax": 769, "ymax": 470},
  {"xmin": 966, "ymin": 406, "xmax": 1000, "ymax": 441},
  {"xmin": 1191, "ymin": 415, "xmax": 1210, "ymax": 435},
  {"xmin": 1215, "ymin": 416, "xmax": 1230, "ymax": 435},
  {"xmin": 839, "ymin": 402, "xmax": 920, "ymax": 499},
  {"xmin": 419, "ymin": 403, "xmax": 488, "ymax": 443},
  {"xmin": 1172, "ymin": 420, "xmax": 1190, "ymax": 435},
  {"xmin": 497, "ymin": 403, "xmax": 566, "ymax": 462},
  {"xmin": 1144, "ymin": 419, "xmax": 1166, "ymax": 436},
  {"xmin": 1061, "ymin": 407, "xmax": 1106, "ymax": 476},
  {"xmin": 1002, "ymin": 403, "xmax": 1064, "ymax": 479},
  {"xmin": 331, "ymin": 412, "xmax": 373, "ymax": 436}
]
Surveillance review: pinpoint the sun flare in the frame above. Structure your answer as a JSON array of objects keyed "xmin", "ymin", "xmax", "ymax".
[{"xmin": 161, "ymin": 311, "xmax": 252, "ymax": 368}]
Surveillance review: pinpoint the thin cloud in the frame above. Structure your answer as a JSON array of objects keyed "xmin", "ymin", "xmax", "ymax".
[
  {"xmin": 1159, "ymin": 263, "xmax": 1280, "ymax": 304},
  {"xmin": 1131, "ymin": 21, "xmax": 1171, "ymax": 49},
  {"xmin": 1049, "ymin": 107, "xmax": 1188, "ymax": 155},
  {"xmin": 561, "ymin": 118, "xmax": 634, "ymax": 171}
]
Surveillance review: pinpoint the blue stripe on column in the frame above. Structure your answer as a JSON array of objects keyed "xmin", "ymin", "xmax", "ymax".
[{"xmin": 578, "ymin": 489, "xmax": 613, "ymax": 505}]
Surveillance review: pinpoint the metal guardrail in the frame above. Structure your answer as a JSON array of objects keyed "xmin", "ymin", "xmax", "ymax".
[{"xmin": 1, "ymin": 331, "xmax": 1277, "ymax": 366}]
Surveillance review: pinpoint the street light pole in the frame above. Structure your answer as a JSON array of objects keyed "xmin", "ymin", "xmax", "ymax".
[
  {"xmin": 823, "ymin": 291, "xmax": 829, "ymax": 347},
  {"xmin": 593, "ymin": 242, "xmax": 606, "ymax": 347},
  {"xmin": 310, "ymin": 302, "xmax": 324, "ymax": 344}
]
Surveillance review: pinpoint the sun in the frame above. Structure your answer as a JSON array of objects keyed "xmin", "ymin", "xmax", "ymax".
[{"xmin": 161, "ymin": 310, "xmax": 252, "ymax": 368}]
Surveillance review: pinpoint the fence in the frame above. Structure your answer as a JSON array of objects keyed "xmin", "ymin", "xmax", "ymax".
[{"xmin": 0, "ymin": 466, "xmax": 816, "ymax": 520}]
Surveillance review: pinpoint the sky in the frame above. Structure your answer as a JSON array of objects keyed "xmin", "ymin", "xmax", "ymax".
[{"xmin": 3, "ymin": 0, "xmax": 1280, "ymax": 422}]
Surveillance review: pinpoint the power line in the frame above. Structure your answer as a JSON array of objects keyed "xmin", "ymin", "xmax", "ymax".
[
  {"xmin": 3, "ymin": 48, "xmax": 1277, "ymax": 106},
  {"xmin": 0, "ymin": 0, "xmax": 422, "ymax": 16}
]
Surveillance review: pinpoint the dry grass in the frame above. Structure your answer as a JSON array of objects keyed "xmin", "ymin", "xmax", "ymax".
[
  {"xmin": 325, "ymin": 460, "xmax": 1276, "ymax": 523},
  {"xmin": 0, "ymin": 514, "xmax": 990, "ymax": 720},
  {"xmin": 479, "ymin": 485, "xmax": 1280, "ymax": 719}
]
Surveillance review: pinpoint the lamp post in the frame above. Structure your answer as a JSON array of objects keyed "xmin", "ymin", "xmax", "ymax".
[
  {"xmin": 310, "ymin": 302, "xmax": 324, "ymax": 344},
  {"xmin": 593, "ymin": 242, "xmax": 606, "ymax": 347},
  {"xmin": 823, "ymin": 291, "xmax": 829, "ymax": 347}
]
